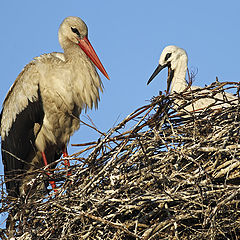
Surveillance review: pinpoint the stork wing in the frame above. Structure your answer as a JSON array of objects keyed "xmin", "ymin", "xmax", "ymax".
[{"xmin": 1, "ymin": 61, "xmax": 44, "ymax": 197}]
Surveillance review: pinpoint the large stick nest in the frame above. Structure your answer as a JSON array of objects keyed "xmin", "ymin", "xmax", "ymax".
[{"xmin": 1, "ymin": 80, "xmax": 240, "ymax": 239}]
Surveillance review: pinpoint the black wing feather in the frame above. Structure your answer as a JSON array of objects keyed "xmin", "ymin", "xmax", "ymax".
[{"xmin": 1, "ymin": 88, "xmax": 44, "ymax": 197}]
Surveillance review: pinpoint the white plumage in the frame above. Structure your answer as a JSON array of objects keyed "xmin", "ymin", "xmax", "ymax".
[
  {"xmin": 148, "ymin": 45, "xmax": 237, "ymax": 113},
  {"xmin": 1, "ymin": 16, "xmax": 109, "ymax": 197}
]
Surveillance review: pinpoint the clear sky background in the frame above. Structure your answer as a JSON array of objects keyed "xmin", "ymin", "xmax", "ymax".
[{"xmin": 0, "ymin": 0, "xmax": 240, "ymax": 228}]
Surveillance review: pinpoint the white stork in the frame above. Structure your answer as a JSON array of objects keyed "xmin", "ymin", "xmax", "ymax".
[
  {"xmin": 0, "ymin": 16, "xmax": 109, "ymax": 197},
  {"xmin": 147, "ymin": 45, "xmax": 237, "ymax": 113}
]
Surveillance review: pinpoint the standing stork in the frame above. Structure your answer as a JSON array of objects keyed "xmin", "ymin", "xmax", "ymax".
[
  {"xmin": 0, "ymin": 16, "xmax": 109, "ymax": 198},
  {"xmin": 147, "ymin": 45, "xmax": 237, "ymax": 114}
]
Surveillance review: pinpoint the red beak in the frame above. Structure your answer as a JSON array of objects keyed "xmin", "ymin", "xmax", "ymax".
[{"xmin": 78, "ymin": 36, "xmax": 110, "ymax": 80}]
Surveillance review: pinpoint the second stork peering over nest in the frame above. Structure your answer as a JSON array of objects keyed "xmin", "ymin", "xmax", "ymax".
[{"xmin": 147, "ymin": 45, "xmax": 237, "ymax": 114}]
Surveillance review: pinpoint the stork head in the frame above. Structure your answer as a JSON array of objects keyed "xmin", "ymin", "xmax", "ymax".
[
  {"xmin": 147, "ymin": 45, "xmax": 188, "ymax": 93},
  {"xmin": 58, "ymin": 16, "xmax": 109, "ymax": 79}
]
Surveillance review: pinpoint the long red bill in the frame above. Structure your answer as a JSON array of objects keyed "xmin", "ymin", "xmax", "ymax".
[{"xmin": 78, "ymin": 36, "xmax": 110, "ymax": 80}]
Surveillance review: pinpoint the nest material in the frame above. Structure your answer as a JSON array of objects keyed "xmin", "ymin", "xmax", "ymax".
[{"xmin": 1, "ymin": 81, "xmax": 240, "ymax": 239}]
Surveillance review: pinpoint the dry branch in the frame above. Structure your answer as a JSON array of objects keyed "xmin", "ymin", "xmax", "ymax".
[{"xmin": 1, "ymin": 80, "xmax": 240, "ymax": 239}]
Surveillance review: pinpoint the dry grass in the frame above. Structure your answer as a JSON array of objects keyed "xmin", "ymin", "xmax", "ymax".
[{"xmin": 1, "ymin": 80, "xmax": 240, "ymax": 239}]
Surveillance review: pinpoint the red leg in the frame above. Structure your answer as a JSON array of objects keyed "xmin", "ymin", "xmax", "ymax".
[
  {"xmin": 62, "ymin": 147, "xmax": 71, "ymax": 176},
  {"xmin": 62, "ymin": 147, "xmax": 69, "ymax": 166},
  {"xmin": 62, "ymin": 147, "xmax": 68, "ymax": 157},
  {"xmin": 41, "ymin": 152, "xmax": 57, "ymax": 192}
]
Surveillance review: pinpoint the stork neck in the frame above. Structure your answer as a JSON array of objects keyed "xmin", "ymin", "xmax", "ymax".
[
  {"xmin": 170, "ymin": 61, "xmax": 188, "ymax": 93},
  {"xmin": 59, "ymin": 41, "xmax": 102, "ymax": 111},
  {"xmin": 63, "ymin": 42, "xmax": 87, "ymax": 61}
]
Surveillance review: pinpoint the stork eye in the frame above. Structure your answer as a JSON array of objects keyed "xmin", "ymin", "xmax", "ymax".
[
  {"xmin": 71, "ymin": 27, "xmax": 80, "ymax": 36},
  {"xmin": 165, "ymin": 53, "xmax": 172, "ymax": 61}
]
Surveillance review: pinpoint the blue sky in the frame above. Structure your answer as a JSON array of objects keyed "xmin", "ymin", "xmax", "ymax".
[{"xmin": 0, "ymin": 0, "xmax": 240, "ymax": 227}]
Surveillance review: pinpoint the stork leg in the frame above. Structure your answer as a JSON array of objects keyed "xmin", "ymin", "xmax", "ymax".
[
  {"xmin": 62, "ymin": 147, "xmax": 69, "ymax": 165},
  {"xmin": 62, "ymin": 147, "xmax": 71, "ymax": 176},
  {"xmin": 41, "ymin": 152, "xmax": 57, "ymax": 192}
]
